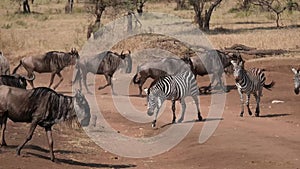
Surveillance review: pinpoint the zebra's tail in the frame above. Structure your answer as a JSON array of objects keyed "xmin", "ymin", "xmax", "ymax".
[{"xmin": 263, "ymin": 81, "xmax": 275, "ymax": 90}]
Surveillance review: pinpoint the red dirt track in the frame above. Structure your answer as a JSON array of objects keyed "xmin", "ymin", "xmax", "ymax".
[{"xmin": 0, "ymin": 57, "xmax": 299, "ymax": 169}]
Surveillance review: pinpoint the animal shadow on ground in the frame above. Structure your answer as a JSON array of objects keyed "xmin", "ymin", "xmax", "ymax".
[
  {"xmin": 27, "ymin": 152, "xmax": 136, "ymax": 168},
  {"xmin": 160, "ymin": 118, "xmax": 223, "ymax": 128},
  {"xmin": 2, "ymin": 144, "xmax": 81, "ymax": 154},
  {"xmin": 258, "ymin": 113, "xmax": 290, "ymax": 118},
  {"xmin": 199, "ymin": 85, "xmax": 236, "ymax": 95}
]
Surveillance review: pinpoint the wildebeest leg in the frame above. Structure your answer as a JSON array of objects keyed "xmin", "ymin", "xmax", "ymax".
[
  {"xmin": 53, "ymin": 72, "xmax": 64, "ymax": 90},
  {"xmin": 16, "ymin": 122, "xmax": 38, "ymax": 156},
  {"xmin": 45, "ymin": 127, "xmax": 55, "ymax": 162},
  {"xmin": 0, "ymin": 116, "xmax": 7, "ymax": 147},
  {"xmin": 246, "ymin": 94, "xmax": 252, "ymax": 116},
  {"xmin": 254, "ymin": 91, "xmax": 261, "ymax": 117},
  {"xmin": 177, "ymin": 99, "xmax": 186, "ymax": 123},
  {"xmin": 81, "ymin": 69, "xmax": 92, "ymax": 94},
  {"xmin": 98, "ymin": 74, "xmax": 115, "ymax": 94},
  {"xmin": 48, "ymin": 72, "xmax": 56, "ymax": 88},
  {"xmin": 238, "ymin": 88, "xmax": 244, "ymax": 117},
  {"xmin": 171, "ymin": 100, "xmax": 176, "ymax": 123},
  {"xmin": 139, "ymin": 77, "xmax": 147, "ymax": 97},
  {"xmin": 192, "ymin": 95, "xmax": 202, "ymax": 121}
]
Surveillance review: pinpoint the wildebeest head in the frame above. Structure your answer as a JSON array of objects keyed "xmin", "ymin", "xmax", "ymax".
[
  {"xmin": 69, "ymin": 48, "xmax": 80, "ymax": 65},
  {"xmin": 73, "ymin": 89, "xmax": 91, "ymax": 126},
  {"xmin": 119, "ymin": 50, "xmax": 132, "ymax": 73},
  {"xmin": 292, "ymin": 68, "xmax": 300, "ymax": 95},
  {"xmin": 12, "ymin": 74, "xmax": 35, "ymax": 89},
  {"xmin": 231, "ymin": 60, "xmax": 245, "ymax": 82}
]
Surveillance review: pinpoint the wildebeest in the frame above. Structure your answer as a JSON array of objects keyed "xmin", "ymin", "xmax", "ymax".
[
  {"xmin": 0, "ymin": 74, "xmax": 35, "ymax": 89},
  {"xmin": 0, "ymin": 86, "xmax": 90, "ymax": 161},
  {"xmin": 73, "ymin": 50, "xmax": 132, "ymax": 95},
  {"xmin": 189, "ymin": 50, "xmax": 242, "ymax": 93},
  {"xmin": 132, "ymin": 57, "xmax": 193, "ymax": 97},
  {"xmin": 292, "ymin": 68, "xmax": 300, "ymax": 95},
  {"xmin": 0, "ymin": 51, "xmax": 10, "ymax": 75},
  {"xmin": 12, "ymin": 48, "xmax": 79, "ymax": 89}
]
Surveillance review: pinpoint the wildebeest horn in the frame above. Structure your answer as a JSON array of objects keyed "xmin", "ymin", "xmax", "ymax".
[
  {"xmin": 128, "ymin": 50, "xmax": 131, "ymax": 54},
  {"xmin": 23, "ymin": 74, "xmax": 35, "ymax": 81},
  {"xmin": 121, "ymin": 50, "xmax": 124, "ymax": 56}
]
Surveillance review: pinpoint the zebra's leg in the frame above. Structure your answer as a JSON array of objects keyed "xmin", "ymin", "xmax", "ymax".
[
  {"xmin": 152, "ymin": 108, "xmax": 159, "ymax": 128},
  {"xmin": 254, "ymin": 91, "xmax": 261, "ymax": 117},
  {"xmin": 171, "ymin": 100, "xmax": 176, "ymax": 123},
  {"xmin": 238, "ymin": 88, "xmax": 244, "ymax": 117},
  {"xmin": 177, "ymin": 99, "xmax": 186, "ymax": 123},
  {"xmin": 246, "ymin": 93, "xmax": 252, "ymax": 116},
  {"xmin": 192, "ymin": 95, "xmax": 202, "ymax": 121}
]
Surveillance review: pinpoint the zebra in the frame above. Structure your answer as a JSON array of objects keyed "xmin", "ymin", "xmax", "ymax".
[
  {"xmin": 231, "ymin": 60, "xmax": 275, "ymax": 117},
  {"xmin": 292, "ymin": 68, "xmax": 299, "ymax": 95},
  {"xmin": 144, "ymin": 70, "xmax": 202, "ymax": 128}
]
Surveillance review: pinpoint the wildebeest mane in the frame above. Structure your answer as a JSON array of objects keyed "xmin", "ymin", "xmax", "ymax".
[
  {"xmin": 42, "ymin": 51, "xmax": 75, "ymax": 71},
  {"xmin": 28, "ymin": 87, "xmax": 73, "ymax": 126}
]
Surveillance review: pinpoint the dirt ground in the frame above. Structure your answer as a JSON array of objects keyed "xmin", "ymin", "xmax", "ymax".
[{"xmin": 0, "ymin": 56, "xmax": 299, "ymax": 169}]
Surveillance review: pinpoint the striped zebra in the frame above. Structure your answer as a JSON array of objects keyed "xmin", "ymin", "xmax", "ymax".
[
  {"xmin": 292, "ymin": 68, "xmax": 300, "ymax": 95},
  {"xmin": 145, "ymin": 70, "xmax": 202, "ymax": 128},
  {"xmin": 231, "ymin": 60, "xmax": 275, "ymax": 117}
]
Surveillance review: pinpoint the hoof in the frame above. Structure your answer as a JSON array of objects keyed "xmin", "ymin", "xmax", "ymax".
[
  {"xmin": 151, "ymin": 123, "xmax": 156, "ymax": 128},
  {"xmin": 198, "ymin": 115, "xmax": 203, "ymax": 121},
  {"xmin": 240, "ymin": 113, "xmax": 244, "ymax": 117},
  {"xmin": 248, "ymin": 111, "xmax": 253, "ymax": 116},
  {"xmin": 0, "ymin": 142, "xmax": 7, "ymax": 147},
  {"xmin": 255, "ymin": 113, "xmax": 259, "ymax": 117},
  {"xmin": 177, "ymin": 118, "xmax": 184, "ymax": 123}
]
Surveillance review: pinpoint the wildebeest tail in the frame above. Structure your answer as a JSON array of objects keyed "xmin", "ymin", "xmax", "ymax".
[
  {"xmin": 12, "ymin": 60, "xmax": 22, "ymax": 74},
  {"xmin": 263, "ymin": 81, "xmax": 275, "ymax": 90},
  {"xmin": 72, "ymin": 66, "xmax": 81, "ymax": 84},
  {"xmin": 132, "ymin": 73, "xmax": 140, "ymax": 84}
]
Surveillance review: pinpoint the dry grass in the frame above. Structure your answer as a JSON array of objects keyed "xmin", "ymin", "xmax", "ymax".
[{"xmin": 0, "ymin": 0, "xmax": 299, "ymax": 65}]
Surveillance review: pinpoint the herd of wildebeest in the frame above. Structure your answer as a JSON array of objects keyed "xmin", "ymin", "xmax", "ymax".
[{"xmin": 0, "ymin": 47, "xmax": 299, "ymax": 161}]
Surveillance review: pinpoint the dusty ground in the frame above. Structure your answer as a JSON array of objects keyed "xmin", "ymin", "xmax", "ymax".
[{"xmin": 0, "ymin": 56, "xmax": 299, "ymax": 169}]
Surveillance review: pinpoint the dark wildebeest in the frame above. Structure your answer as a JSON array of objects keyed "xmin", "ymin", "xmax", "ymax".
[
  {"xmin": 73, "ymin": 50, "xmax": 132, "ymax": 95},
  {"xmin": 0, "ymin": 86, "xmax": 90, "ymax": 161},
  {"xmin": 12, "ymin": 48, "xmax": 79, "ymax": 89},
  {"xmin": 292, "ymin": 68, "xmax": 300, "ymax": 95},
  {"xmin": 132, "ymin": 57, "xmax": 193, "ymax": 97},
  {"xmin": 189, "ymin": 50, "xmax": 242, "ymax": 93},
  {"xmin": 0, "ymin": 51, "xmax": 10, "ymax": 75},
  {"xmin": 0, "ymin": 74, "xmax": 35, "ymax": 89}
]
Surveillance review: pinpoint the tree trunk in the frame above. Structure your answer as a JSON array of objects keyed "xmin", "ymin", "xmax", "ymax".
[
  {"xmin": 23, "ymin": 0, "xmax": 30, "ymax": 13},
  {"xmin": 175, "ymin": 0, "xmax": 186, "ymax": 10}
]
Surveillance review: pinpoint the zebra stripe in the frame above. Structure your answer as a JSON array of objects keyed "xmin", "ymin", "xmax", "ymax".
[
  {"xmin": 231, "ymin": 60, "xmax": 274, "ymax": 117},
  {"xmin": 292, "ymin": 68, "xmax": 300, "ymax": 95},
  {"xmin": 146, "ymin": 70, "xmax": 202, "ymax": 127}
]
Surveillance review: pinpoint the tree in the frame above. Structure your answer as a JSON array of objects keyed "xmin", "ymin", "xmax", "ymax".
[
  {"xmin": 85, "ymin": 0, "xmax": 143, "ymax": 39},
  {"xmin": 251, "ymin": 0, "xmax": 299, "ymax": 27},
  {"xmin": 189, "ymin": 0, "xmax": 223, "ymax": 31},
  {"xmin": 135, "ymin": 0, "xmax": 148, "ymax": 16},
  {"xmin": 23, "ymin": 0, "xmax": 31, "ymax": 13},
  {"xmin": 175, "ymin": 0, "xmax": 187, "ymax": 10}
]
